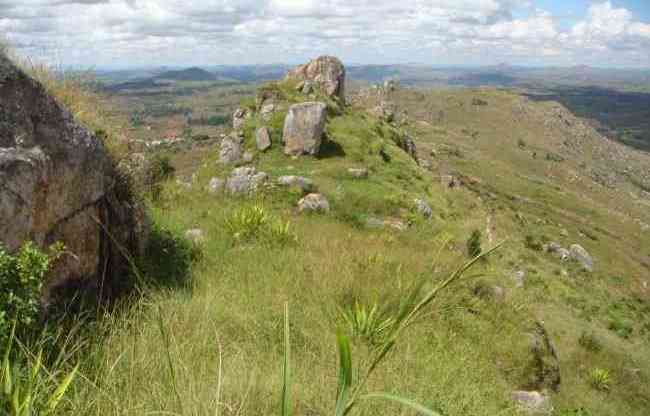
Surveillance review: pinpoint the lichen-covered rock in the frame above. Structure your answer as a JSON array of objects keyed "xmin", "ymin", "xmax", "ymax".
[
  {"xmin": 219, "ymin": 134, "xmax": 243, "ymax": 164},
  {"xmin": 286, "ymin": 56, "xmax": 346, "ymax": 101},
  {"xmin": 569, "ymin": 244, "xmax": 594, "ymax": 272},
  {"xmin": 226, "ymin": 167, "xmax": 268, "ymax": 195},
  {"xmin": 283, "ymin": 102, "xmax": 327, "ymax": 156},
  {"xmin": 0, "ymin": 53, "xmax": 147, "ymax": 307},
  {"xmin": 256, "ymin": 127, "xmax": 272, "ymax": 151},
  {"xmin": 298, "ymin": 193, "xmax": 330, "ymax": 213}
]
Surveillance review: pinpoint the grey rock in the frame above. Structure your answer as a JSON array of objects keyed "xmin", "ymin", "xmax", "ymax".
[
  {"xmin": 184, "ymin": 229, "xmax": 205, "ymax": 244},
  {"xmin": 219, "ymin": 134, "xmax": 243, "ymax": 164},
  {"xmin": 414, "ymin": 198, "xmax": 433, "ymax": 218},
  {"xmin": 277, "ymin": 175, "xmax": 315, "ymax": 193},
  {"xmin": 260, "ymin": 104, "xmax": 276, "ymax": 121},
  {"xmin": 207, "ymin": 177, "xmax": 224, "ymax": 194},
  {"xmin": 283, "ymin": 102, "xmax": 327, "ymax": 156},
  {"xmin": 570, "ymin": 244, "xmax": 594, "ymax": 272},
  {"xmin": 256, "ymin": 127, "xmax": 272, "ymax": 151},
  {"xmin": 298, "ymin": 193, "xmax": 330, "ymax": 213},
  {"xmin": 285, "ymin": 56, "xmax": 346, "ymax": 101},
  {"xmin": 0, "ymin": 53, "xmax": 147, "ymax": 307},
  {"xmin": 232, "ymin": 108, "xmax": 248, "ymax": 131},
  {"xmin": 226, "ymin": 167, "xmax": 268, "ymax": 195},
  {"xmin": 511, "ymin": 391, "xmax": 553, "ymax": 415},
  {"xmin": 348, "ymin": 168, "xmax": 369, "ymax": 179},
  {"xmin": 546, "ymin": 242, "xmax": 571, "ymax": 261}
]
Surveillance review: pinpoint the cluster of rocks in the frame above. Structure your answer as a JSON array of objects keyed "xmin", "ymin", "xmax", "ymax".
[
  {"xmin": 544, "ymin": 242, "xmax": 594, "ymax": 272},
  {"xmin": 208, "ymin": 167, "xmax": 269, "ymax": 196}
]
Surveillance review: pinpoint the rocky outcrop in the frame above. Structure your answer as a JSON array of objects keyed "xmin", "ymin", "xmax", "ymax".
[
  {"xmin": 232, "ymin": 108, "xmax": 248, "ymax": 131},
  {"xmin": 286, "ymin": 56, "xmax": 346, "ymax": 101},
  {"xmin": 283, "ymin": 102, "xmax": 327, "ymax": 156},
  {"xmin": 0, "ymin": 54, "xmax": 146, "ymax": 307}
]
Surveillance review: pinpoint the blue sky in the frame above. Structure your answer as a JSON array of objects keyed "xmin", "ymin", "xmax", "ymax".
[{"xmin": 1, "ymin": 1, "xmax": 650, "ymax": 68}]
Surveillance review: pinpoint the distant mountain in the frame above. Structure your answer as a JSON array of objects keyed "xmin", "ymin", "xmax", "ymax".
[{"xmin": 155, "ymin": 67, "xmax": 216, "ymax": 81}]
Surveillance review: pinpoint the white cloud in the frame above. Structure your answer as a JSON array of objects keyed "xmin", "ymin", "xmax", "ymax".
[{"xmin": 0, "ymin": 0, "xmax": 648, "ymax": 67}]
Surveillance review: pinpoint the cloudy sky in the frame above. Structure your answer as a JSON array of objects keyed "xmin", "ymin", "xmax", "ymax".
[{"xmin": 1, "ymin": 0, "xmax": 650, "ymax": 68}]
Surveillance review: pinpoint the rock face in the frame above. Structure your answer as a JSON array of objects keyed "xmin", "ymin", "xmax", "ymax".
[
  {"xmin": 298, "ymin": 193, "xmax": 330, "ymax": 213},
  {"xmin": 286, "ymin": 56, "xmax": 346, "ymax": 101},
  {"xmin": 283, "ymin": 102, "xmax": 327, "ymax": 156},
  {"xmin": 256, "ymin": 127, "xmax": 272, "ymax": 151},
  {"xmin": 0, "ymin": 54, "xmax": 146, "ymax": 306}
]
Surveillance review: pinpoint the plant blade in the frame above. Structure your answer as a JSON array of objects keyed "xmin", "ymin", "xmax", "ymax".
[{"xmin": 362, "ymin": 393, "xmax": 443, "ymax": 416}]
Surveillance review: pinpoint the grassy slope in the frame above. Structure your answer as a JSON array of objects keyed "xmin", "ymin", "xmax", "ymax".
[{"xmin": 62, "ymin": 83, "xmax": 650, "ymax": 415}]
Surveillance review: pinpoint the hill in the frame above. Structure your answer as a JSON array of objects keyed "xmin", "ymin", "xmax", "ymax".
[{"xmin": 156, "ymin": 67, "xmax": 217, "ymax": 82}]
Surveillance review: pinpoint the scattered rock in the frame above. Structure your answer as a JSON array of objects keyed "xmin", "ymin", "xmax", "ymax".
[
  {"xmin": 219, "ymin": 134, "xmax": 244, "ymax": 164},
  {"xmin": 184, "ymin": 229, "xmax": 205, "ymax": 245},
  {"xmin": 232, "ymin": 108, "xmax": 248, "ymax": 131},
  {"xmin": 511, "ymin": 391, "xmax": 553, "ymax": 415},
  {"xmin": 283, "ymin": 102, "xmax": 327, "ymax": 156},
  {"xmin": 277, "ymin": 175, "xmax": 315, "ymax": 193},
  {"xmin": 226, "ymin": 167, "xmax": 268, "ymax": 195},
  {"xmin": 512, "ymin": 270, "xmax": 526, "ymax": 288},
  {"xmin": 414, "ymin": 198, "xmax": 433, "ymax": 218},
  {"xmin": 0, "ymin": 53, "xmax": 147, "ymax": 307},
  {"xmin": 298, "ymin": 193, "xmax": 330, "ymax": 213},
  {"xmin": 207, "ymin": 177, "xmax": 225, "ymax": 194},
  {"xmin": 348, "ymin": 168, "xmax": 369, "ymax": 179},
  {"xmin": 256, "ymin": 127, "xmax": 272, "ymax": 151},
  {"xmin": 285, "ymin": 55, "xmax": 346, "ymax": 101},
  {"xmin": 569, "ymin": 244, "xmax": 594, "ymax": 272}
]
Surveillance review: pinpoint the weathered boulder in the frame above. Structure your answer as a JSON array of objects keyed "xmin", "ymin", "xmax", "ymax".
[
  {"xmin": 256, "ymin": 127, "xmax": 272, "ymax": 151},
  {"xmin": 232, "ymin": 108, "xmax": 248, "ymax": 131},
  {"xmin": 226, "ymin": 167, "xmax": 268, "ymax": 195},
  {"xmin": 283, "ymin": 102, "xmax": 327, "ymax": 156},
  {"xmin": 569, "ymin": 244, "xmax": 594, "ymax": 272},
  {"xmin": 286, "ymin": 56, "xmax": 346, "ymax": 101},
  {"xmin": 298, "ymin": 193, "xmax": 330, "ymax": 213},
  {"xmin": 0, "ymin": 54, "xmax": 147, "ymax": 306},
  {"xmin": 277, "ymin": 175, "xmax": 315, "ymax": 193},
  {"xmin": 219, "ymin": 134, "xmax": 243, "ymax": 164},
  {"xmin": 511, "ymin": 391, "xmax": 553, "ymax": 415}
]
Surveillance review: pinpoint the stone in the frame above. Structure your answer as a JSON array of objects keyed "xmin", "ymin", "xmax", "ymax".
[
  {"xmin": 569, "ymin": 244, "xmax": 594, "ymax": 272},
  {"xmin": 524, "ymin": 322, "xmax": 561, "ymax": 392},
  {"xmin": 545, "ymin": 242, "xmax": 571, "ymax": 261},
  {"xmin": 232, "ymin": 108, "xmax": 248, "ymax": 131},
  {"xmin": 226, "ymin": 167, "xmax": 268, "ymax": 195},
  {"xmin": 207, "ymin": 177, "xmax": 224, "ymax": 194},
  {"xmin": 298, "ymin": 193, "xmax": 330, "ymax": 213},
  {"xmin": 260, "ymin": 103, "xmax": 275, "ymax": 121},
  {"xmin": 184, "ymin": 229, "xmax": 205, "ymax": 244},
  {"xmin": 397, "ymin": 133, "xmax": 417, "ymax": 161},
  {"xmin": 348, "ymin": 168, "xmax": 369, "ymax": 179},
  {"xmin": 277, "ymin": 175, "xmax": 315, "ymax": 193},
  {"xmin": 513, "ymin": 270, "xmax": 526, "ymax": 288},
  {"xmin": 256, "ymin": 127, "xmax": 272, "ymax": 151},
  {"xmin": 242, "ymin": 151, "xmax": 254, "ymax": 164},
  {"xmin": 219, "ymin": 134, "xmax": 243, "ymax": 164},
  {"xmin": 0, "ymin": 53, "xmax": 147, "ymax": 307},
  {"xmin": 283, "ymin": 102, "xmax": 327, "ymax": 156},
  {"xmin": 285, "ymin": 56, "xmax": 346, "ymax": 101},
  {"xmin": 414, "ymin": 198, "xmax": 433, "ymax": 218},
  {"xmin": 511, "ymin": 391, "xmax": 553, "ymax": 415}
]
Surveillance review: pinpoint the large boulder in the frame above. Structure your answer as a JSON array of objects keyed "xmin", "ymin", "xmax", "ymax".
[
  {"xmin": 256, "ymin": 127, "xmax": 272, "ymax": 151},
  {"xmin": 283, "ymin": 102, "xmax": 327, "ymax": 156},
  {"xmin": 0, "ymin": 54, "xmax": 147, "ymax": 306},
  {"xmin": 569, "ymin": 244, "xmax": 594, "ymax": 272},
  {"xmin": 286, "ymin": 56, "xmax": 346, "ymax": 101},
  {"xmin": 219, "ymin": 134, "xmax": 243, "ymax": 164}
]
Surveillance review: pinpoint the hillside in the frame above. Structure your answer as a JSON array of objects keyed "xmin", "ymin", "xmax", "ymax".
[
  {"xmin": 156, "ymin": 67, "xmax": 217, "ymax": 82},
  {"xmin": 40, "ymin": 57, "xmax": 647, "ymax": 416}
]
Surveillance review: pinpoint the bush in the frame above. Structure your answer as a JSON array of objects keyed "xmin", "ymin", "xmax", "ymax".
[
  {"xmin": 588, "ymin": 368, "xmax": 612, "ymax": 392},
  {"xmin": 0, "ymin": 242, "xmax": 62, "ymax": 347},
  {"xmin": 225, "ymin": 205, "xmax": 297, "ymax": 246},
  {"xmin": 608, "ymin": 317, "xmax": 633, "ymax": 339},
  {"xmin": 578, "ymin": 331, "xmax": 602, "ymax": 353},
  {"xmin": 206, "ymin": 115, "xmax": 229, "ymax": 126},
  {"xmin": 467, "ymin": 230, "xmax": 482, "ymax": 258},
  {"xmin": 146, "ymin": 153, "xmax": 176, "ymax": 198},
  {"xmin": 340, "ymin": 301, "xmax": 395, "ymax": 347}
]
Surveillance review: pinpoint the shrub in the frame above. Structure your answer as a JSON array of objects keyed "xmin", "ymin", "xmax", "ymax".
[
  {"xmin": 225, "ymin": 205, "xmax": 297, "ymax": 246},
  {"xmin": 588, "ymin": 368, "xmax": 612, "ymax": 392},
  {"xmin": 608, "ymin": 317, "xmax": 633, "ymax": 339},
  {"xmin": 578, "ymin": 331, "xmax": 602, "ymax": 353},
  {"xmin": 146, "ymin": 153, "xmax": 176, "ymax": 198},
  {"xmin": 467, "ymin": 230, "xmax": 482, "ymax": 258},
  {"xmin": 340, "ymin": 301, "xmax": 395, "ymax": 347},
  {"xmin": 0, "ymin": 242, "xmax": 63, "ymax": 347}
]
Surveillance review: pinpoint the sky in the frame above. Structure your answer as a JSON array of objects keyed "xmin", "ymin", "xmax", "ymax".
[{"xmin": 1, "ymin": 0, "xmax": 650, "ymax": 69}]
